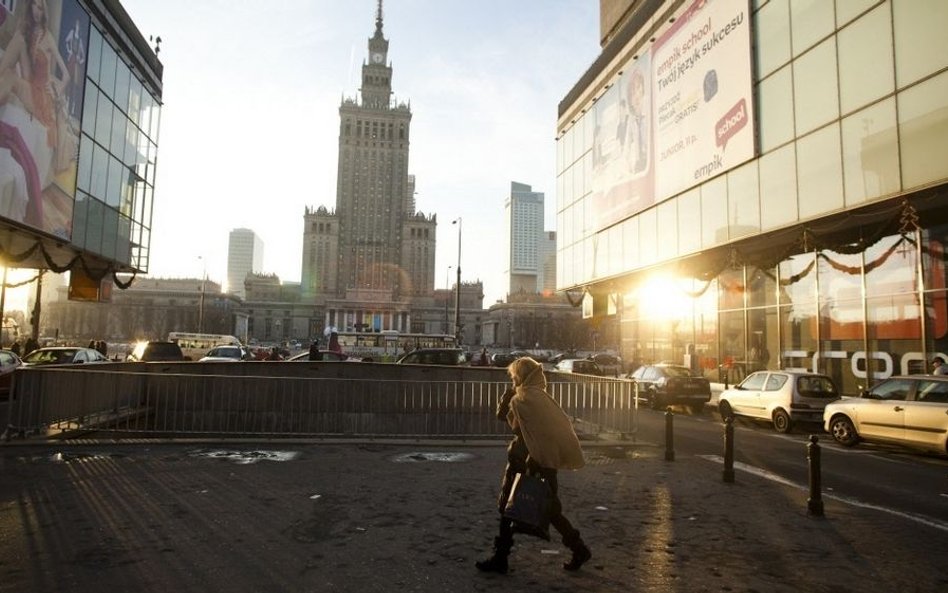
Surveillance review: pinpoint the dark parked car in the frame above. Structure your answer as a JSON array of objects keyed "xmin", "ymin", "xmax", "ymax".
[
  {"xmin": 0, "ymin": 349, "xmax": 23, "ymax": 398},
  {"xmin": 21, "ymin": 347, "xmax": 108, "ymax": 366},
  {"xmin": 627, "ymin": 363, "xmax": 711, "ymax": 412},
  {"xmin": 590, "ymin": 353, "xmax": 622, "ymax": 376},
  {"xmin": 127, "ymin": 341, "xmax": 187, "ymax": 362},
  {"xmin": 396, "ymin": 348, "xmax": 467, "ymax": 366}
]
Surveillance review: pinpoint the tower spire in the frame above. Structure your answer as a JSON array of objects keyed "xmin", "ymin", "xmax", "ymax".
[{"xmin": 375, "ymin": 0, "xmax": 383, "ymax": 34}]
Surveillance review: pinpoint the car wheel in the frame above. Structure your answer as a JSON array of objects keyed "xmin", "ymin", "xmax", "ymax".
[
  {"xmin": 829, "ymin": 415, "xmax": 860, "ymax": 447},
  {"xmin": 772, "ymin": 409, "xmax": 792, "ymax": 433},
  {"xmin": 718, "ymin": 400, "xmax": 734, "ymax": 421}
]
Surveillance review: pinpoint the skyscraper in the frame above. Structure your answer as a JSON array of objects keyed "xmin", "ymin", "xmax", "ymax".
[
  {"xmin": 227, "ymin": 229, "xmax": 263, "ymax": 298},
  {"xmin": 300, "ymin": 2, "xmax": 436, "ymax": 332},
  {"xmin": 504, "ymin": 182, "xmax": 546, "ymax": 295}
]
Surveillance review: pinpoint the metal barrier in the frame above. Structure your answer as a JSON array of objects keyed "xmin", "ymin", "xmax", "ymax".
[{"xmin": 3, "ymin": 366, "xmax": 636, "ymax": 440}]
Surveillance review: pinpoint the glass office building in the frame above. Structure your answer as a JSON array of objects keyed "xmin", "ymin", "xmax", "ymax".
[
  {"xmin": 556, "ymin": 0, "xmax": 948, "ymax": 394},
  {"xmin": 0, "ymin": 0, "xmax": 161, "ymax": 283}
]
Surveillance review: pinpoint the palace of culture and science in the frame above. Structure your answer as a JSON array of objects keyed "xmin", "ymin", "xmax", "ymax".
[{"xmin": 300, "ymin": 5, "xmax": 439, "ymax": 334}]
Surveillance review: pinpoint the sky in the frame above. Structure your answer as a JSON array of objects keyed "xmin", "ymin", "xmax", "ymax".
[{"xmin": 111, "ymin": 0, "xmax": 601, "ymax": 306}]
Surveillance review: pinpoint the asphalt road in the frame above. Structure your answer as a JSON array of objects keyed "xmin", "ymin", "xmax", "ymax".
[{"xmin": 634, "ymin": 406, "xmax": 948, "ymax": 526}]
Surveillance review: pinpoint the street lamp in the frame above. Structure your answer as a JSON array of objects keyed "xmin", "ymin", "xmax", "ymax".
[
  {"xmin": 197, "ymin": 256, "xmax": 207, "ymax": 333},
  {"xmin": 443, "ymin": 265, "xmax": 453, "ymax": 334},
  {"xmin": 452, "ymin": 217, "xmax": 461, "ymax": 345}
]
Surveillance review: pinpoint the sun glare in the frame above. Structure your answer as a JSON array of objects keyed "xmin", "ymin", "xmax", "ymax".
[{"xmin": 634, "ymin": 275, "xmax": 693, "ymax": 320}]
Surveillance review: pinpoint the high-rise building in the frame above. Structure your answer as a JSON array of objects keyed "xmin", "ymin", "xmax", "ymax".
[
  {"xmin": 557, "ymin": 0, "xmax": 948, "ymax": 392},
  {"xmin": 504, "ymin": 182, "xmax": 546, "ymax": 295},
  {"xmin": 300, "ymin": 2, "xmax": 436, "ymax": 333},
  {"xmin": 226, "ymin": 229, "xmax": 263, "ymax": 298}
]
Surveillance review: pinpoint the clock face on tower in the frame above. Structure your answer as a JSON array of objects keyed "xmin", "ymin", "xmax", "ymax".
[{"xmin": 371, "ymin": 52, "xmax": 384, "ymax": 64}]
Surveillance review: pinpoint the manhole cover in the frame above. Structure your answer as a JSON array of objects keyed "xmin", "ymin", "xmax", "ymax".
[
  {"xmin": 391, "ymin": 452, "xmax": 475, "ymax": 463},
  {"xmin": 189, "ymin": 450, "xmax": 300, "ymax": 464}
]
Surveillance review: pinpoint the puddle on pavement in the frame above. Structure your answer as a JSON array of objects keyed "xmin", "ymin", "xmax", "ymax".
[
  {"xmin": 189, "ymin": 450, "xmax": 301, "ymax": 464},
  {"xmin": 391, "ymin": 452, "xmax": 475, "ymax": 463}
]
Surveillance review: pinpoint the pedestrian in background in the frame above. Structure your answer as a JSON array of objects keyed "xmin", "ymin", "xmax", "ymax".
[
  {"xmin": 476, "ymin": 356, "xmax": 591, "ymax": 575},
  {"xmin": 308, "ymin": 340, "xmax": 322, "ymax": 361}
]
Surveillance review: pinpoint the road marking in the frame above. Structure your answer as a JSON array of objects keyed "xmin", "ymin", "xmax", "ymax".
[{"xmin": 698, "ymin": 454, "xmax": 948, "ymax": 533}]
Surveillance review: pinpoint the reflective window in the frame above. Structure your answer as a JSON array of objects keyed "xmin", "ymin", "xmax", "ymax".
[
  {"xmin": 656, "ymin": 200, "xmax": 677, "ymax": 262},
  {"xmin": 797, "ymin": 123, "xmax": 844, "ymax": 220},
  {"xmin": 758, "ymin": 64, "xmax": 794, "ymax": 153},
  {"xmin": 838, "ymin": 3, "xmax": 894, "ymax": 115},
  {"xmin": 622, "ymin": 217, "xmax": 640, "ymax": 270},
  {"xmin": 99, "ymin": 43, "xmax": 118, "ymax": 97},
  {"xmin": 790, "ymin": 0, "xmax": 835, "ymax": 56},
  {"xmin": 780, "ymin": 301, "xmax": 817, "ymax": 370},
  {"xmin": 898, "ymin": 70, "xmax": 948, "ymax": 189},
  {"xmin": 865, "ymin": 234, "xmax": 917, "ymax": 296},
  {"xmin": 87, "ymin": 29, "xmax": 102, "ymax": 84},
  {"xmin": 841, "ymin": 98, "xmax": 900, "ymax": 205},
  {"xmin": 758, "ymin": 143, "xmax": 797, "ymax": 230},
  {"xmin": 700, "ymin": 175, "xmax": 728, "ymax": 248},
  {"xmin": 638, "ymin": 209, "xmax": 657, "ymax": 266},
  {"xmin": 836, "ymin": 0, "xmax": 882, "ymax": 27},
  {"xmin": 793, "ymin": 38, "xmax": 839, "ymax": 135},
  {"xmin": 779, "ymin": 252, "xmax": 817, "ymax": 306},
  {"xmin": 677, "ymin": 188, "xmax": 701, "ymax": 255},
  {"xmin": 893, "ymin": 0, "xmax": 948, "ymax": 88},
  {"xmin": 727, "ymin": 160, "xmax": 761, "ymax": 238},
  {"xmin": 755, "ymin": 0, "xmax": 791, "ymax": 78},
  {"xmin": 748, "ymin": 267, "xmax": 778, "ymax": 308}
]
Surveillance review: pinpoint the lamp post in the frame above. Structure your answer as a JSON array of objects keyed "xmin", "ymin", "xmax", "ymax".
[
  {"xmin": 197, "ymin": 256, "xmax": 207, "ymax": 333},
  {"xmin": 443, "ymin": 265, "xmax": 453, "ymax": 334},
  {"xmin": 452, "ymin": 217, "xmax": 462, "ymax": 345}
]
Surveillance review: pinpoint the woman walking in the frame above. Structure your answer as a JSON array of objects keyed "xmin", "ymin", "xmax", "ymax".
[{"xmin": 476, "ymin": 356, "xmax": 591, "ymax": 574}]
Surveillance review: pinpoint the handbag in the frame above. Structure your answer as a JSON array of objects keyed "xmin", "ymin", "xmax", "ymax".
[{"xmin": 503, "ymin": 472, "xmax": 552, "ymax": 541}]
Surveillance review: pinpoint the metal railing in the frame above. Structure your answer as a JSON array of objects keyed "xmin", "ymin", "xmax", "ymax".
[{"xmin": 3, "ymin": 366, "xmax": 637, "ymax": 440}]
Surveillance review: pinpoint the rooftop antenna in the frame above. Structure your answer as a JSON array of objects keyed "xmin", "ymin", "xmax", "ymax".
[{"xmin": 376, "ymin": 0, "xmax": 383, "ymax": 33}]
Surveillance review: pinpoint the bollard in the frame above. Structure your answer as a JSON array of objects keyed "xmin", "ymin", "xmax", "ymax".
[
  {"xmin": 664, "ymin": 407, "xmax": 675, "ymax": 461},
  {"xmin": 807, "ymin": 434, "xmax": 824, "ymax": 517},
  {"xmin": 722, "ymin": 416, "xmax": 735, "ymax": 483}
]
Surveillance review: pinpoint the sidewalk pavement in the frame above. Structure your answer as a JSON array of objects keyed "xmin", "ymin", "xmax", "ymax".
[{"xmin": 1, "ymin": 438, "xmax": 946, "ymax": 593}]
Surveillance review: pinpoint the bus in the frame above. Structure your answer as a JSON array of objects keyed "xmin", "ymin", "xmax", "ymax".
[
  {"xmin": 331, "ymin": 331, "xmax": 456, "ymax": 362},
  {"xmin": 168, "ymin": 332, "xmax": 241, "ymax": 361}
]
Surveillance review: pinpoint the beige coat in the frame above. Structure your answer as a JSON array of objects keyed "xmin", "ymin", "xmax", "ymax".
[{"xmin": 506, "ymin": 357, "xmax": 585, "ymax": 470}]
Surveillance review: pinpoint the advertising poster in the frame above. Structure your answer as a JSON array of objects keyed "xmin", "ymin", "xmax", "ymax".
[
  {"xmin": 651, "ymin": 0, "xmax": 754, "ymax": 201},
  {"xmin": 591, "ymin": 52, "xmax": 654, "ymax": 231},
  {"xmin": 589, "ymin": 0, "xmax": 754, "ymax": 232},
  {"xmin": 0, "ymin": 0, "xmax": 89, "ymax": 240}
]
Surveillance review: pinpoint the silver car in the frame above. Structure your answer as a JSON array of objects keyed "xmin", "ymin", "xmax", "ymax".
[
  {"xmin": 718, "ymin": 370, "xmax": 839, "ymax": 433},
  {"xmin": 823, "ymin": 376, "xmax": 948, "ymax": 454}
]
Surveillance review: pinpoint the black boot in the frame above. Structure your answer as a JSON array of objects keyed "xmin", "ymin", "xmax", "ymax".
[
  {"xmin": 563, "ymin": 539, "xmax": 591, "ymax": 571},
  {"xmin": 475, "ymin": 537, "xmax": 510, "ymax": 574}
]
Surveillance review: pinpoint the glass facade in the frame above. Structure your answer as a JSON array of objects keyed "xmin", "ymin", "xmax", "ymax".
[
  {"xmin": 557, "ymin": 0, "xmax": 948, "ymax": 393},
  {"xmin": 74, "ymin": 25, "xmax": 160, "ymax": 272}
]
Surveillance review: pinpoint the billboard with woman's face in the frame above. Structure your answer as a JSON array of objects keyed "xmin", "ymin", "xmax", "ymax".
[{"xmin": 0, "ymin": 0, "xmax": 89, "ymax": 240}]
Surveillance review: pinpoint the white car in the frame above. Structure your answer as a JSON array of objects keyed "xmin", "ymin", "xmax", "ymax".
[
  {"xmin": 823, "ymin": 376, "xmax": 948, "ymax": 454},
  {"xmin": 718, "ymin": 370, "xmax": 839, "ymax": 433},
  {"xmin": 198, "ymin": 345, "xmax": 254, "ymax": 362}
]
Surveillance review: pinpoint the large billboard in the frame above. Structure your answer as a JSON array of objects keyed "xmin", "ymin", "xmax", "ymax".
[
  {"xmin": 591, "ymin": 0, "xmax": 755, "ymax": 231},
  {"xmin": 0, "ymin": 0, "xmax": 89, "ymax": 240}
]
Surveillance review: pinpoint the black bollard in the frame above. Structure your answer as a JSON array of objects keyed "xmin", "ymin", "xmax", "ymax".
[
  {"xmin": 664, "ymin": 407, "xmax": 675, "ymax": 461},
  {"xmin": 807, "ymin": 434, "xmax": 824, "ymax": 517},
  {"xmin": 722, "ymin": 416, "xmax": 735, "ymax": 483}
]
